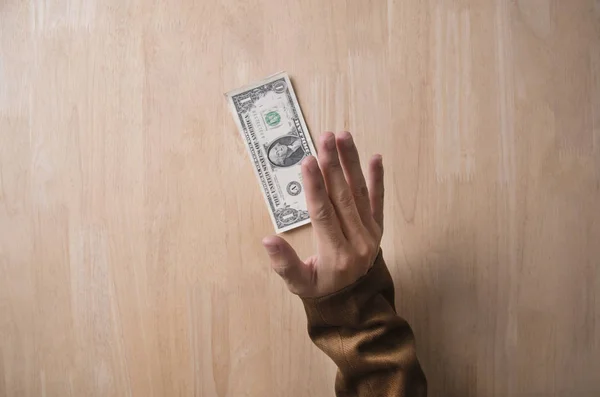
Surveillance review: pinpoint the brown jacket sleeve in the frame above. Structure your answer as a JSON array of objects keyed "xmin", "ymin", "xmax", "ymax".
[{"xmin": 301, "ymin": 252, "xmax": 427, "ymax": 396}]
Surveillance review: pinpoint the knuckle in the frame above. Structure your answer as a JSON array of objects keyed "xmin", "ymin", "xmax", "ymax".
[
  {"xmin": 333, "ymin": 240, "xmax": 378, "ymax": 280},
  {"xmin": 312, "ymin": 203, "xmax": 334, "ymax": 222},
  {"xmin": 353, "ymin": 185, "xmax": 369, "ymax": 200},
  {"xmin": 355, "ymin": 239, "xmax": 377, "ymax": 262},
  {"xmin": 336, "ymin": 191, "xmax": 355, "ymax": 209},
  {"xmin": 355, "ymin": 245, "xmax": 370, "ymax": 261},
  {"xmin": 335, "ymin": 254, "xmax": 352, "ymax": 273}
]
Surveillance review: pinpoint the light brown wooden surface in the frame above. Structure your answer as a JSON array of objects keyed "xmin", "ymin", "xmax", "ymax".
[{"xmin": 1, "ymin": 0, "xmax": 599, "ymax": 396}]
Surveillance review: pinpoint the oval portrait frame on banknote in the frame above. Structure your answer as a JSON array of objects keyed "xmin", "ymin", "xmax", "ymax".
[{"xmin": 266, "ymin": 135, "xmax": 306, "ymax": 168}]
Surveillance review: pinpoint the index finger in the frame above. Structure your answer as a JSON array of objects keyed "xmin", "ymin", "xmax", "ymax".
[{"xmin": 301, "ymin": 156, "xmax": 345, "ymax": 244}]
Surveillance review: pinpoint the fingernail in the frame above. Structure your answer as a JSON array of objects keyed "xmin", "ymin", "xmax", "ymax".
[
  {"xmin": 303, "ymin": 156, "xmax": 318, "ymax": 173},
  {"xmin": 263, "ymin": 242, "xmax": 280, "ymax": 254},
  {"xmin": 339, "ymin": 132, "xmax": 353, "ymax": 147},
  {"xmin": 322, "ymin": 133, "xmax": 336, "ymax": 150},
  {"xmin": 375, "ymin": 154, "xmax": 383, "ymax": 164}
]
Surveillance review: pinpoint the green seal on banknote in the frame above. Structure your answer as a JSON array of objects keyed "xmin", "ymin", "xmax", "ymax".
[{"xmin": 264, "ymin": 111, "xmax": 281, "ymax": 127}]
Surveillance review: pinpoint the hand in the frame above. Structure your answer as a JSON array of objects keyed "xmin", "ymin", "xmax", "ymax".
[{"xmin": 262, "ymin": 131, "xmax": 385, "ymax": 298}]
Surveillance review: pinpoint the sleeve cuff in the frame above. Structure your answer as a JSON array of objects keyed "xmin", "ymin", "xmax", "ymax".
[{"xmin": 300, "ymin": 251, "xmax": 396, "ymax": 328}]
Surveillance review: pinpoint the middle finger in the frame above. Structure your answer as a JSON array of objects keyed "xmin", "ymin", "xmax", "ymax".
[
  {"xmin": 317, "ymin": 132, "xmax": 364, "ymax": 237},
  {"xmin": 336, "ymin": 131, "xmax": 377, "ymax": 232}
]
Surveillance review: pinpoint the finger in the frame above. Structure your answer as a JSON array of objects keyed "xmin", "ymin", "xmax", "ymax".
[
  {"xmin": 317, "ymin": 132, "xmax": 364, "ymax": 237},
  {"xmin": 262, "ymin": 235, "xmax": 313, "ymax": 295},
  {"xmin": 336, "ymin": 131, "xmax": 376, "ymax": 231},
  {"xmin": 301, "ymin": 155, "xmax": 345, "ymax": 244},
  {"xmin": 368, "ymin": 154, "xmax": 384, "ymax": 231}
]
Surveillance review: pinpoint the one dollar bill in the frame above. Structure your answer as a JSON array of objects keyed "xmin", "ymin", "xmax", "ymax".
[{"xmin": 226, "ymin": 72, "xmax": 317, "ymax": 233}]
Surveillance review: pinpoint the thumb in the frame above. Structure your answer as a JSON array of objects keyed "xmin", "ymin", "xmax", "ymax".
[{"xmin": 262, "ymin": 235, "xmax": 312, "ymax": 295}]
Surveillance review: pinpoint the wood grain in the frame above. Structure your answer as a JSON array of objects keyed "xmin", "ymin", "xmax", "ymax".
[{"xmin": 1, "ymin": 0, "xmax": 599, "ymax": 396}]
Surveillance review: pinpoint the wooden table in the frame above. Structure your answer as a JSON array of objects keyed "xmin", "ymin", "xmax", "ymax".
[{"xmin": 1, "ymin": 0, "xmax": 599, "ymax": 396}]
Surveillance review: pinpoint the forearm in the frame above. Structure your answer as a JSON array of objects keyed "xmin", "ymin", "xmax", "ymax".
[{"xmin": 301, "ymin": 253, "xmax": 426, "ymax": 396}]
